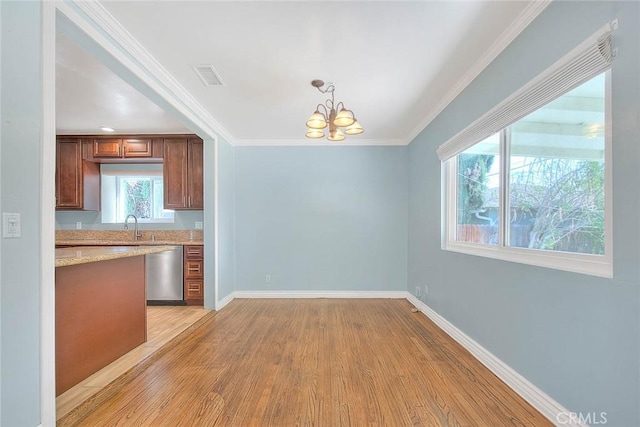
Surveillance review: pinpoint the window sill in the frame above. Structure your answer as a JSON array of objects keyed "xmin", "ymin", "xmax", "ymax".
[{"xmin": 443, "ymin": 241, "xmax": 613, "ymax": 278}]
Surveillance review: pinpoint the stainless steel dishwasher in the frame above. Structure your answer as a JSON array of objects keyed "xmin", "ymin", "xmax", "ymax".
[{"xmin": 146, "ymin": 246, "xmax": 184, "ymax": 305}]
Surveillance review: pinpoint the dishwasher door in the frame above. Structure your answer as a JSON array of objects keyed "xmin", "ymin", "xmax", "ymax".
[{"xmin": 146, "ymin": 246, "xmax": 184, "ymax": 304}]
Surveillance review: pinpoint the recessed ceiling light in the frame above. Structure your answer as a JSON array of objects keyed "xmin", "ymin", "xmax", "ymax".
[{"xmin": 99, "ymin": 126, "xmax": 115, "ymax": 132}]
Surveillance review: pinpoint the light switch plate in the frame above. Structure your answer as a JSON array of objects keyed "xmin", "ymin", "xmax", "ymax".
[
  {"xmin": 195, "ymin": 221, "xmax": 203, "ymax": 230},
  {"xmin": 3, "ymin": 213, "xmax": 21, "ymax": 238}
]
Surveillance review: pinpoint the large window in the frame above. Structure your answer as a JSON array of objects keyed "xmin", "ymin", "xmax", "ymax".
[
  {"xmin": 101, "ymin": 164, "xmax": 174, "ymax": 224},
  {"xmin": 445, "ymin": 72, "xmax": 611, "ymax": 277},
  {"xmin": 440, "ymin": 23, "xmax": 614, "ymax": 277}
]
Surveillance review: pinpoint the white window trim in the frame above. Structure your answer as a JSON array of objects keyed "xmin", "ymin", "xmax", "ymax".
[
  {"xmin": 100, "ymin": 166, "xmax": 175, "ymax": 224},
  {"xmin": 442, "ymin": 72, "xmax": 613, "ymax": 279},
  {"xmin": 114, "ymin": 176, "xmax": 173, "ymax": 223}
]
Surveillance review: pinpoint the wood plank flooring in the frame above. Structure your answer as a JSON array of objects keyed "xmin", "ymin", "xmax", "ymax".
[
  {"xmin": 57, "ymin": 306, "xmax": 211, "ymax": 419},
  {"xmin": 63, "ymin": 299, "xmax": 551, "ymax": 426}
]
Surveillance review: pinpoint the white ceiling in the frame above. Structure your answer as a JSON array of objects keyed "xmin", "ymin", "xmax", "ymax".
[{"xmin": 56, "ymin": 1, "xmax": 535, "ymax": 144}]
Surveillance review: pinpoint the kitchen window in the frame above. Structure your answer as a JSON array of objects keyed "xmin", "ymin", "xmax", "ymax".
[
  {"xmin": 439, "ymin": 23, "xmax": 615, "ymax": 277},
  {"xmin": 101, "ymin": 164, "xmax": 174, "ymax": 223}
]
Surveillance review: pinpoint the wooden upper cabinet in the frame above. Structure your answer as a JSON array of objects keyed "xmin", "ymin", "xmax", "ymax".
[
  {"xmin": 90, "ymin": 137, "xmax": 160, "ymax": 161},
  {"xmin": 187, "ymin": 139, "xmax": 204, "ymax": 209},
  {"xmin": 163, "ymin": 137, "xmax": 203, "ymax": 210},
  {"xmin": 93, "ymin": 138, "xmax": 122, "ymax": 158},
  {"xmin": 56, "ymin": 138, "xmax": 100, "ymax": 211},
  {"xmin": 163, "ymin": 138, "xmax": 189, "ymax": 209},
  {"xmin": 123, "ymin": 138, "xmax": 153, "ymax": 158}
]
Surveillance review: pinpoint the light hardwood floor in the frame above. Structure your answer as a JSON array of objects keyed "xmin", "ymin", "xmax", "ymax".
[
  {"xmin": 61, "ymin": 299, "xmax": 552, "ymax": 426},
  {"xmin": 56, "ymin": 306, "xmax": 211, "ymax": 419}
]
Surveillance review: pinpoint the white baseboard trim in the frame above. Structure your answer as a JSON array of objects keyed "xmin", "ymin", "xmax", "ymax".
[
  {"xmin": 215, "ymin": 292, "xmax": 235, "ymax": 311},
  {"xmin": 234, "ymin": 290, "xmax": 409, "ymax": 299},
  {"xmin": 406, "ymin": 295, "xmax": 584, "ymax": 427}
]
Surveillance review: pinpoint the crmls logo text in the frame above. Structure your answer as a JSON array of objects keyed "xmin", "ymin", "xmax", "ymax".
[{"xmin": 556, "ymin": 411, "xmax": 607, "ymax": 425}]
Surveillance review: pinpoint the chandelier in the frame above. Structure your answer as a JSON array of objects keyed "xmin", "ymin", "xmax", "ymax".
[{"xmin": 305, "ymin": 79, "xmax": 364, "ymax": 141}]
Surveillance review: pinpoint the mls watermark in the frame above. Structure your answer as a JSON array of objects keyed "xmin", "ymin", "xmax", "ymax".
[{"xmin": 556, "ymin": 411, "xmax": 607, "ymax": 425}]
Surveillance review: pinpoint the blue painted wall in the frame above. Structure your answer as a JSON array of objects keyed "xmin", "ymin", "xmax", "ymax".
[
  {"xmin": 1, "ymin": 2, "xmax": 42, "ymax": 425},
  {"xmin": 234, "ymin": 146, "xmax": 408, "ymax": 292},
  {"xmin": 216, "ymin": 138, "xmax": 236, "ymax": 301},
  {"xmin": 408, "ymin": 2, "xmax": 639, "ymax": 425}
]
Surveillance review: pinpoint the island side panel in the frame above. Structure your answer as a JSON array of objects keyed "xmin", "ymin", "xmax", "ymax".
[{"xmin": 55, "ymin": 255, "xmax": 147, "ymax": 396}]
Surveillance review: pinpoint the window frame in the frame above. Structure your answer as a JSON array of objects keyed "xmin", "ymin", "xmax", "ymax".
[
  {"xmin": 443, "ymin": 72, "xmax": 613, "ymax": 278},
  {"xmin": 114, "ymin": 175, "xmax": 173, "ymax": 223},
  {"xmin": 100, "ymin": 165, "xmax": 175, "ymax": 224}
]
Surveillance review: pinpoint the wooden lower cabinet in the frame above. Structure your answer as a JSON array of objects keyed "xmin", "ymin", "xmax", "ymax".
[
  {"xmin": 184, "ymin": 245, "xmax": 204, "ymax": 305},
  {"xmin": 55, "ymin": 256, "xmax": 146, "ymax": 395}
]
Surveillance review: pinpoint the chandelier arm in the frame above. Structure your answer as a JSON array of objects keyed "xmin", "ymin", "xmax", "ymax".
[
  {"xmin": 335, "ymin": 102, "xmax": 356, "ymax": 115},
  {"xmin": 316, "ymin": 83, "xmax": 335, "ymax": 95},
  {"xmin": 315, "ymin": 103, "xmax": 329, "ymax": 119}
]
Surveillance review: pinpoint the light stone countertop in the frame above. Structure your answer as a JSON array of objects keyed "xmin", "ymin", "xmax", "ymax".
[
  {"xmin": 55, "ymin": 245, "xmax": 175, "ymax": 268},
  {"xmin": 56, "ymin": 239, "xmax": 204, "ymax": 246}
]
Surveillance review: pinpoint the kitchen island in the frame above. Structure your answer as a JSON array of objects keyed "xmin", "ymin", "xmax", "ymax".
[{"xmin": 55, "ymin": 246, "xmax": 172, "ymax": 396}]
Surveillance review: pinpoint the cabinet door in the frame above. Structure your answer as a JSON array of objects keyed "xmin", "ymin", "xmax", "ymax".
[
  {"xmin": 163, "ymin": 138, "xmax": 188, "ymax": 209},
  {"xmin": 184, "ymin": 245, "xmax": 204, "ymax": 259},
  {"xmin": 93, "ymin": 138, "xmax": 122, "ymax": 158},
  {"xmin": 56, "ymin": 138, "xmax": 100, "ymax": 210},
  {"xmin": 187, "ymin": 138, "xmax": 204, "ymax": 209},
  {"xmin": 56, "ymin": 139, "xmax": 83, "ymax": 208},
  {"xmin": 123, "ymin": 138, "xmax": 153, "ymax": 158},
  {"xmin": 184, "ymin": 280, "xmax": 204, "ymax": 300},
  {"xmin": 184, "ymin": 260, "xmax": 204, "ymax": 279}
]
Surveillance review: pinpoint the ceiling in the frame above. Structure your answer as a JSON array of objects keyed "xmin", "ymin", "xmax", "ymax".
[{"xmin": 56, "ymin": 1, "xmax": 536, "ymax": 144}]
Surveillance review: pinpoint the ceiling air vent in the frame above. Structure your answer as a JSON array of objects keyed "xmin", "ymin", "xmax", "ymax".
[{"xmin": 193, "ymin": 65, "xmax": 225, "ymax": 87}]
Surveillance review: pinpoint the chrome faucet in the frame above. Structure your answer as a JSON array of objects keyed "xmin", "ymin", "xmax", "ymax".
[{"xmin": 124, "ymin": 214, "xmax": 143, "ymax": 241}]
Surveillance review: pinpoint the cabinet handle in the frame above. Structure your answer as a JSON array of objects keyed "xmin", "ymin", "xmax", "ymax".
[
  {"xmin": 188, "ymin": 196, "xmax": 191, "ymax": 207},
  {"xmin": 188, "ymin": 267, "xmax": 200, "ymax": 272}
]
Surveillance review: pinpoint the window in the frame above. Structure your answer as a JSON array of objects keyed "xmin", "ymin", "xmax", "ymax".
[
  {"xmin": 101, "ymin": 164, "xmax": 174, "ymax": 223},
  {"xmin": 441, "ymin": 23, "xmax": 614, "ymax": 277}
]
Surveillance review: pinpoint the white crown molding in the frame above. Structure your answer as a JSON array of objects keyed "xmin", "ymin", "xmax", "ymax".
[
  {"xmin": 66, "ymin": 0, "xmax": 234, "ymax": 144},
  {"xmin": 405, "ymin": 0, "xmax": 553, "ymax": 144},
  {"xmin": 233, "ymin": 138, "xmax": 407, "ymax": 147},
  {"xmin": 234, "ymin": 290, "xmax": 409, "ymax": 299},
  {"xmin": 406, "ymin": 295, "xmax": 586, "ymax": 427}
]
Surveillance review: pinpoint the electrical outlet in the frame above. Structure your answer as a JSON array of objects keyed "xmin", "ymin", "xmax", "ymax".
[
  {"xmin": 265, "ymin": 274, "xmax": 271, "ymax": 283},
  {"xmin": 415, "ymin": 286, "xmax": 421, "ymax": 298},
  {"xmin": 195, "ymin": 221, "xmax": 203, "ymax": 230},
  {"xmin": 76, "ymin": 221, "xmax": 82, "ymax": 230},
  {"xmin": 423, "ymin": 285, "xmax": 429, "ymax": 296}
]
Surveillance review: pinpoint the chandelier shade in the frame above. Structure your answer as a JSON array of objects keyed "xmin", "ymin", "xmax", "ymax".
[
  {"xmin": 305, "ymin": 79, "xmax": 363, "ymax": 142},
  {"xmin": 328, "ymin": 129, "xmax": 345, "ymax": 142},
  {"xmin": 305, "ymin": 128, "xmax": 324, "ymax": 138},
  {"xmin": 334, "ymin": 108, "xmax": 355, "ymax": 127},
  {"xmin": 306, "ymin": 111, "xmax": 327, "ymax": 129},
  {"xmin": 345, "ymin": 121, "xmax": 364, "ymax": 135}
]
